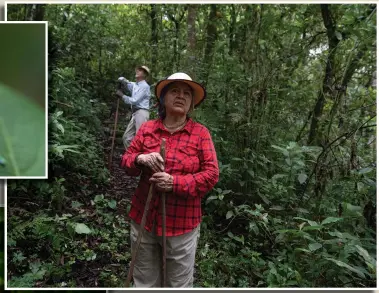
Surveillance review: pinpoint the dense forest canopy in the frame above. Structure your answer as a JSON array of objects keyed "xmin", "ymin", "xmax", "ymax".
[{"xmin": 6, "ymin": 3, "xmax": 377, "ymax": 288}]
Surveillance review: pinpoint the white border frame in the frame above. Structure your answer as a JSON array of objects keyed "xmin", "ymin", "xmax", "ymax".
[
  {"xmin": 0, "ymin": 179, "xmax": 3, "ymax": 206},
  {"xmin": 3, "ymin": 0, "xmax": 379, "ymax": 8},
  {"xmin": 0, "ymin": 20, "xmax": 48, "ymax": 179},
  {"xmin": 3, "ymin": 0, "xmax": 378, "ymax": 291}
]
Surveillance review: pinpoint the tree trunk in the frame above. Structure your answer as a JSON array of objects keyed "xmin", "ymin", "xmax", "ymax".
[
  {"xmin": 60, "ymin": 4, "xmax": 72, "ymax": 27},
  {"xmin": 27, "ymin": 4, "xmax": 36, "ymax": 21},
  {"xmin": 326, "ymin": 46, "xmax": 366, "ymax": 137},
  {"xmin": 306, "ymin": 5, "xmax": 340, "ymax": 200},
  {"xmin": 174, "ymin": 21, "xmax": 180, "ymax": 71},
  {"xmin": 23, "ymin": 4, "xmax": 29, "ymax": 20},
  {"xmin": 186, "ymin": 4, "xmax": 197, "ymax": 78},
  {"xmin": 27, "ymin": 4, "xmax": 45, "ymax": 21},
  {"xmin": 34, "ymin": 4, "xmax": 46, "ymax": 21},
  {"xmin": 99, "ymin": 48, "xmax": 102, "ymax": 77},
  {"xmin": 150, "ymin": 4, "xmax": 158, "ymax": 77},
  {"xmin": 167, "ymin": 6, "xmax": 186, "ymax": 72},
  {"xmin": 229, "ymin": 5, "xmax": 236, "ymax": 55},
  {"xmin": 202, "ymin": 4, "xmax": 218, "ymax": 86},
  {"xmin": 308, "ymin": 4, "xmax": 340, "ymax": 146}
]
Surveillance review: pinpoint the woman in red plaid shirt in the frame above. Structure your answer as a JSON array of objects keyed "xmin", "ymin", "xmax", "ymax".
[{"xmin": 121, "ymin": 72, "xmax": 219, "ymax": 287}]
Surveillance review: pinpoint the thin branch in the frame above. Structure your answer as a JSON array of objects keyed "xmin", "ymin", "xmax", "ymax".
[
  {"xmin": 302, "ymin": 115, "xmax": 376, "ymax": 199},
  {"xmin": 52, "ymin": 100, "xmax": 74, "ymax": 108},
  {"xmin": 347, "ymin": 102, "xmax": 376, "ymax": 113},
  {"xmin": 296, "ymin": 111, "xmax": 313, "ymax": 142}
]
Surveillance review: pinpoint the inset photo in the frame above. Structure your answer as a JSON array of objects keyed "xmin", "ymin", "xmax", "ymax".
[
  {"xmin": 0, "ymin": 2, "xmax": 4, "ymax": 21},
  {"xmin": 0, "ymin": 179, "xmax": 3, "ymax": 206},
  {"xmin": 0, "ymin": 22, "xmax": 47, "ymax": 178}
]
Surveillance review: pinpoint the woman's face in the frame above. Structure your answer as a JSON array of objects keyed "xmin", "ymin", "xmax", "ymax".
[{"xmin": 164, "ymin": 82, "xmax": 193, "ymax": 117}]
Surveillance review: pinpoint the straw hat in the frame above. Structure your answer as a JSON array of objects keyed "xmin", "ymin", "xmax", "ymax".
[
  {"xmin": 136, "ymin": 65, "xmax": 150, "ymax": 76},
  {"xmin": 155, "ymin": 72, "xmax": 206, "ymax": 107}
]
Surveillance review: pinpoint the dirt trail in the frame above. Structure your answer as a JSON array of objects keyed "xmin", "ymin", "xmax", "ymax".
[
  {"xmin": 104, "ymin": 104, "xmax": 139, "ymax": 214},
  {"xmin": 71, "ymin": 103, "xmax": 139, "ymax": 287},
  {"xmin": 53, "ymin": 105, "xmax": 140, "ymax": 288}
]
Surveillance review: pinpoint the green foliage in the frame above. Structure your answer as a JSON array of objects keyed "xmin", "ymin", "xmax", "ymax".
[
  {"xmin": 0, "ymin": 83, "xmax": 45, "ymax": 177},
  {"xmin": 8, "ymin": 261, "xmax": 47, "ymax": 287},
  {"xmin": 7, "ymin": 194, "xmax": 129, "ymax": 288},
  {"xmin": 7, "ymin": 47, "xmax": 113, "ymax": 287},
  {"xmin": 6, "ymin": 3, "xmax": 376, "ymax": 288},
  {"xmin": 198, "ymin": 137, "xmax": 375, "ymax": 287},
  {"xmin": 197, "ymin": 196, "xmax": 376, "ymax": 287},
  {"xmin": 48, "ymin": 67, "xmax": 109, "ymax": 183}
]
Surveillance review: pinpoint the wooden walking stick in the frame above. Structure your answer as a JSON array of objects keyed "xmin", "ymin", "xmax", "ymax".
[
  {"xmin": 160, "ymin": 140, "xmax": 167, "ymax": 287},
  {"xmin": 125, "ymin": 138, "xmax": 166, "ymax": 287},
  {"xmin": 108, "ymin": 96, "xmax": 120, "ymax": 170}
]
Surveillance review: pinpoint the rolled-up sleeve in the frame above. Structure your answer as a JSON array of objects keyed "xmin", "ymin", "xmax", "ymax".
[
  {"xmin": 120, "ymin": 124, "xmax": 145, "ymax": 176},
  {"xmin": 126, "ymin": 81, "xmax": 135, "ymax": 93},
  {"xmin": 122, "ymin": 84, "xmax": 150, "ymax": 105},
  {"xmin": 120, "ymin": 80, "xmax": 135, "ymax": 93},
  {"xmin": 173, "ymin": 128, "xmax": 219, "ymax": 198}
]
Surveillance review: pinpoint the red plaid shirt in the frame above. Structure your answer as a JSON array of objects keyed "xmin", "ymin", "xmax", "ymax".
[{"xmin": 121, "ymin": 118, "xmax": 219, "ymax": 236}]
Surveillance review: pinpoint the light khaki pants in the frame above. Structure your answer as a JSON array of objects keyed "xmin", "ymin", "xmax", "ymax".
[
  {"xmin": 122, "ymin": 109, "xmax": 149, "ymax": 149},
  {"xmin": 130, "ymin": 220, "xmax": 200, "ymax": 288}
]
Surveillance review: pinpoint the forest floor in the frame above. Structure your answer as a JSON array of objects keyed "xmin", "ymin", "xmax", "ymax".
[
  {"xmin": 104, "ymin": 107, "xmax": 137, "ymax": 217},
  {"xmin": 87, "ymin": 104, "xmax": 139, "ymax": 287},
  {"xmin": 8, "ymin": 105, "xmax": 139, "ymax": 288}
]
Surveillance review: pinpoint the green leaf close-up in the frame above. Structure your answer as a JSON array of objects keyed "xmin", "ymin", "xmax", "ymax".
[{"xmin": 0, "ymin": 83, "xmax": 46, "ymax": 177}]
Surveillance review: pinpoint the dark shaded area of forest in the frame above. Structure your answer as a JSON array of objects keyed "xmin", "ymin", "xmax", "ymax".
[{"xmin": 6, "ymin": 3, "xmax": 376, "ymax": 288}]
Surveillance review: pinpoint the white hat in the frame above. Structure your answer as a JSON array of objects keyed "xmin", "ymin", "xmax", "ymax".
[
  {"xmin": 136, "ymin": 65, "xmax": 150, "ymax": 76},
  {"xmin": 155, "ymin": 72, "xmax": 206, "ymax": 107}
]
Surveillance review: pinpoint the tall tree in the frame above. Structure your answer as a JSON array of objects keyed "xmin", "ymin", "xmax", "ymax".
[
  {"xmin": 150, "ymin": 4, "xmax": 158, "ymax": 77},
  {"xmin": 308, "ymin": 4, "xmax": 340, "ymax": 146},
  {"xmin": 185, "ymin": 4, "xmax": 197, "ymax": 78},
  {"xmin": 202, "ymin": 4, "xmax": 218, "ymax": 85},
  {"xmin": 166, "ymin": 5, "xmax": 186, "ymax": 72},
  {"xmin": 27, "ymin": 4, "xmax": 45, "ymax": 21},
  {"xmin": 228, "ymin": 5, "xmax": 237, "ymax": 55}
]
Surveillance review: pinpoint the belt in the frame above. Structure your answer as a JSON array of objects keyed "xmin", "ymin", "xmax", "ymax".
[{"xmin": 131, "ymin": 107, "xmax": 148, "ymax": 113}]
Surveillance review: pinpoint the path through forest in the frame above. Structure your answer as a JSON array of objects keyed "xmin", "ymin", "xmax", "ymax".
[
  {"xmin": 105, "ymin": 103, "xmax": 138, "ymax": 211},
  {"xmin": 72, "ymin": 103, "xmax": 139, "ymax": 287}
]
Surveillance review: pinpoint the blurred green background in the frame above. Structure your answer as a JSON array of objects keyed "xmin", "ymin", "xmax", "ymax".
[
  {"xmin": 0, "ymin": 23, "xmax": 46, "ymax": 177},
  {"xmin": 0, "ymin": 23, "xmax": 45, "ymax": 108}
]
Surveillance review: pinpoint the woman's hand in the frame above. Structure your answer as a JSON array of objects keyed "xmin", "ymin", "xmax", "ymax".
[
  {"xmin": 136, "ymin": 153, "xmax": 164, "ymax": 173},
  {"xmin": 149, "ymin": 172, "xmax": 173, "ymax": 192}
]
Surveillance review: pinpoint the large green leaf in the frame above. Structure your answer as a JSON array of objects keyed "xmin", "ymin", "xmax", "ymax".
[
  {"xmin": 75, "ymin": 223, "xmax": 91, "ymax": 234},
  {"xmin": 308, "ymin": 242, "xmax": 322, "ymax": 251},
  {"xmin": 0, "ymin": 84, "xmax": 45, "ymax": 177},
  {"xmin": 358, "ymin": 167, "xmax": 373, "ymax": 174},
  {"xmin": 297, "ymin": 173, "xmax": 307, "ymax": 184},
  {"xmin": 226, "ymin": 210, "xmax": 234, "ymax": 219},
  {"xmin": 321, "ymin": 217, "xmax": 343, "ymax": 225},
  {"xmin": 302, "ymin": 225, "xmax": 323, "ymax": 231},
  {"xmin": 325, "ymin": 258, "xmax": 366, "ymax": 279},
  {"xmin": 107, "ymin": 199, "xmax": 117, "ymax": 209},
  {"xmin": 355, "ymin": 245, "xmax": 376, "ymax": 266}
]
